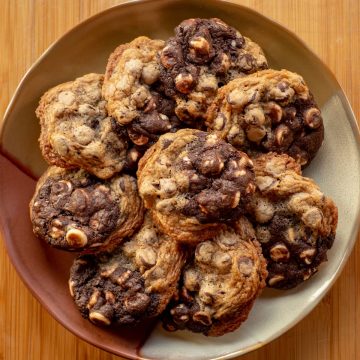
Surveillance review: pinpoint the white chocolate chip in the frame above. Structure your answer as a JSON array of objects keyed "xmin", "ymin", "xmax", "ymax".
[
  {"xmin": 268, "ymin": 274, "xmax": 285, "ymax": 286},
  {"xmin": 65, "ymin": 228, "xmax": 88, "ymax": 248},
  {"xmin": 227, "ymin": 89, "xmax": 248, "ymax": 108},
  {"xmin": 100, "ymin": 263, "xmax": 118, "ymax": 277},
  {"xmin": 141, "ymin": 63, "xmax": 160, "ymax": 85},
  {"xmin": 205, "ymin": 133, "xmax": 218, "ymax": 145},
  {"xmin": 287, "ymin": 227, "xmax": 296, "ymax": 243},
  {"xmin": 51, "ymin": 134, "xmax": 69, "ymax": 156},
  {"xmin": 275, "ymin": 124, "xmax": 291, "ymax": 146},
  {"xmin": 105, "ymin": 291, "xmax": 116, "ymax": 304},
  {"xmin": 73, "ymin": 125, "xmax": 95, "ymax": 145},
  {"xmin": 89, "ymin": 311, "xmax": 111, "ymax": 326},
  {"xmin": 213, "ymin": 114, "xmax": 225, "ymax": 130},
  {"xmin": 49, "ymin": 226, "xmax": 65, "ymax": 239},
  {"xmin": 300, "ymin": 248, "xmax": 316, "ymax": 264},
  {"xmin": 124, "ymin": 59, "xmax": 143, "ymax": 74},
  {"xmin": 302, "ymin": 207, "xmax": 323, "ymax": 229},
  {"xmin": 182, "ymin": 156, "xmax": 191, "ymax": 165},
  {"xmin": 58, "ymin": 91, "xmax": 75, "ymax": 106},
  {"xmin": 304, "ymin": 108, "xmax": 321, "ymax": 129},
  {"xmin": 254, "ymin": 197, "xmax": 275, "ymax": 223},
  {"xmin": 175, "ymin": 73, "xmax": 194, "ymax": 94},
  {"xmin": 198, "ymin": 74, "xmax": 218, "ymax": 91},
  {"xmin": 189, "ymin": 37, "xmax": 210, "ymax": 53},
  {"xmin": 270, "ymin": 243, "xmax": 290, "ymax": 262},
  {"xmin": 234, "ymin": 169, "xmax": 247, "ymax": 177},
  {"xmin": 87, "ymin": 290, "xmax": 100, "ymax": 309},
  {"xmin": 256, "ymin": 176, "xmax": 278, "ymax": 192}
]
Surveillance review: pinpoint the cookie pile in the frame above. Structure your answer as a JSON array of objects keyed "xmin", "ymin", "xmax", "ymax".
[{"xmin": 29, "ymin": 18, "xmax": 338, "ymax": 337}]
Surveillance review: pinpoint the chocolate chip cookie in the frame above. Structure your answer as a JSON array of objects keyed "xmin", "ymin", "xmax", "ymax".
[
  {"xmin": 207, "ymin": 69, "xmax": 324, "ymax": 167},
  {"xmin": 30, "ymin": 166, "xmax": 143, "ymax": 251},
  {"xmin": 103, "ymin": 37, "xmax": 182, "ymax": 149},
  {"xmin": 159, "ymin": 18, "xmax": 268, "ymax": 125},
  {"xmin": 137, "ymin": 129, "xmax": 256, "ymax": 244},
  {"xmin": 162, "ymin": 217, "xmax": 267, "ymax": 336},
  {"xmin": 36, "ymin": 73, "xmax": 128, "ymax": 179},
  {"xmin": 246, "ymin": 153, "xmax": 338, "ymax": 289},
  {"xmin": 69, "ymin": 213, "xmax": 186, "ymax": 327}
]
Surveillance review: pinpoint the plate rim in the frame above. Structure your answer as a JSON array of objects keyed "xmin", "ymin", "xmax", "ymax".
[{"xmin": 1, "ymin": 1, "xmax": 360, "ymax": 359}]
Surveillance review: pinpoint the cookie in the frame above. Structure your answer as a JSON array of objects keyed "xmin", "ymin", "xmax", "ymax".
[
  {"xmin": 137, "ymin": 129, "xmax": 256, "ymax": 244},
  {"xmin": 162, "ymin": 217, "xmax": 267, "ymax": 336},
  {"xmin": 30, "ymin": 166, "xmax": 144, "ymax": 251},
  {"xmin": 36, "ymin": 73, "xmax": 128, "ymax": 179},
  {"xmin": 206, "ymin": 69, "xmax": 324, "ymax": 167},
  {"xmin": 69, "ymin": 213, "xmax": 186, "ymax": 327},
  {"xmin": 159, "ymin": 18, "xmax": 268, "ymax": 124},
  {"xmin": 103, "ymin": 37, "xmax": 182, "ymax": 149},
  {"xmin": 246, "ymin": 153, "xmax": 338, "ymax": 289}
]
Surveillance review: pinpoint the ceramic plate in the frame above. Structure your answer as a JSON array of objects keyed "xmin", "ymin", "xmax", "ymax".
[{"xmin": 1, "ymin": 1, "xmax": 359, "ymax": 359}]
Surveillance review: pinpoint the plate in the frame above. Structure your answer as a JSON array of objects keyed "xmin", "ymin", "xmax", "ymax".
[{"xmin": 1, "ymin": 1, "xmax": 359, "ymax": 359}]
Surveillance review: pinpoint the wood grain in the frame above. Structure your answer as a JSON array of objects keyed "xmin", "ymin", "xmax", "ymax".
[{"xmin": 0, "ymin": 1, "xmax": 359, "ymax": 359}]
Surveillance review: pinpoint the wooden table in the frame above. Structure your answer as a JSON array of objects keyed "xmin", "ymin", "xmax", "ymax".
[{"xmin": 1, "ymin": 1, "xmax": 359, "ymax": 359}]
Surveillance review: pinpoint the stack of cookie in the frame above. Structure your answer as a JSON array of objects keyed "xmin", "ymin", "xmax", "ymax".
[{"xmin": 29, "ymin": 18, "xmax": 338, "ymax": 337}]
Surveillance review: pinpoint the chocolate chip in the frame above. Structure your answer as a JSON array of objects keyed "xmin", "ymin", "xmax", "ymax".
[
  {"xmin": 195, "ymin": 242, "xmax": 214, "ymax": 264},
  {"xmin": 238, "ymin": 257, "xmax": 254, "ymax": 276},
  {"xmin": 213, "ymin": 252, "xmax": 232, "ymax": 272},
  {"xmin": 193, "ymin": 311, "xmax": 212, "ymax": 326},
  {"xmin": 124, "ymin": 293, "xmax": 151, "ymax": 314},
  {"xmin": 170, "ymin": 304, "xmax": 190, "ymax": 325}
]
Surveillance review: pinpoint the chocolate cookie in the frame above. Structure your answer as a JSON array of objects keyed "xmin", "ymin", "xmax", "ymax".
[
  {"xmin": 69, "ymin": 213, "xmax": 186, "ymax": 327},
  {"xmin": 162, "ymin": 217, "xmax": 267, "ymax": 336},
  {"xmin": 159, "ymin": 18, "xmax": 268, "ymax": 124},
  {"xmin": 246, "ymin": 153, "xmax": 338, "ymax": 289},
  {"xmin": 36, "ymin": 73, "xmax": 128, "ymax": 179},
  {"xmin": 206, "ymin": 69, "xmax": 324, "ymax": 167},
  {"xmin": 137, "ymin": 129, "xmax": 256, "ymax": 244},
  {"xmin": 30, "ymin": 166, "xmax": 143, "ymax": 251},
  {"xmin": 103, "ymin": 37, "xmax": 182, "ymax": 149}
]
